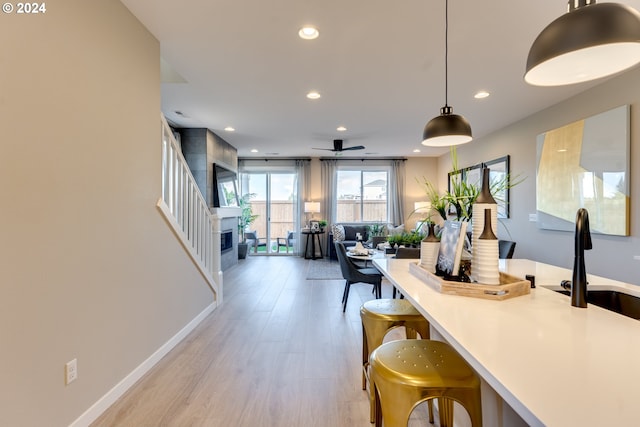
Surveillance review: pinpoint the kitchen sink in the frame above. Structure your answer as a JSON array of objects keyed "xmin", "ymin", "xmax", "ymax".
[{"xmin": 554, "ymin": 289, "xmax": 640, "ymax": 320}]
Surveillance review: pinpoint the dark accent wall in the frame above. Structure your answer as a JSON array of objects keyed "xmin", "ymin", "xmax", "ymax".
[{"xmin": 179, "ymin": 128, "xmax": 238, "ymax": 207}]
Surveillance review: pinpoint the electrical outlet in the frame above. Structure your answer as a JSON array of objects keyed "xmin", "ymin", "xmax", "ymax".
[
  {"xmin": 529, "ymin": 213, "xmax": 538, "ymax": 222},
  {"xmin": 65, "ymin": 359, "xmax": 78, "ymax": 385},
  {"xmin": 634, "ymin": 255, "xmax": 640, "ymax": 261}
]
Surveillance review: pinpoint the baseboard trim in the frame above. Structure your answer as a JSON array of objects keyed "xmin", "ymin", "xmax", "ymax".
[{"xmin": 69, "ymin": 303, "xmax": 216, "ymax": 427}]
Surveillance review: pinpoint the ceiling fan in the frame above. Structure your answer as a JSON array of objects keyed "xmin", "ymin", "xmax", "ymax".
[{"xmin": 313, "ymin": 139, "xmax": 365, "ymax": 152}]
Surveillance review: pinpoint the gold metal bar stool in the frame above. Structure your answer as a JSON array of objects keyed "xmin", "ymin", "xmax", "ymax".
[
  {"xmin": 370, "ymin": 339, "xmax": 482, "ymax": 427},
  {"xmin": 360, "ymin": 299, "xmax": 431, "ymax": 423}
]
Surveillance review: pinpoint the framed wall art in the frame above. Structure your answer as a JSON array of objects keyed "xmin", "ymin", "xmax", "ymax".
[
  {"xmin": 535, "ymin": 105, "xmax": 630, "ymax": 236},
  {"xmin": 453, "ymin": 155, "xmax": 511, "ymax": 219}
]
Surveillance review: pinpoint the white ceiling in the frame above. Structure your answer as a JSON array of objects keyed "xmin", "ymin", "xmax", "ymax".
[{"xmin": 120, "ymin": 0, "xmax": 640, "ymax": 158}]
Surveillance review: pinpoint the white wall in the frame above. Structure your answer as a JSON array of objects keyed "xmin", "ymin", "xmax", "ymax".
[
  {"xmin": 0, "ymin": 1, "xmax": 214, "ymax": 425},
  {"xmin": 404, "ymin": 157, "xmax": 439, "ymax": 230},
  {"xmin": 441, "ymin": 68, "xmax": 640, "ymax": 285}
]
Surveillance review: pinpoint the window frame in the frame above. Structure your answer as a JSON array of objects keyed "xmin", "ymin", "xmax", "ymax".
[{"xmin": 334, "ymin": 165, "xmax": 390, "ymax": 223}]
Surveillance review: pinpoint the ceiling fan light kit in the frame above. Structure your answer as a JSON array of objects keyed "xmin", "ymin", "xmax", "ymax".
[
  {"xmin": 525, "ymin": 0, "xmax": 640, "ymax": 86},
  {"xmin": 422, "ymin": 0, "xmax": 473, "ymax": 147}
]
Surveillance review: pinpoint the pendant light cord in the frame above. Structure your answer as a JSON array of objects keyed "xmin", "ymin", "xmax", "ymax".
[{"xmin": 444, "ymin": 0, "xmax": 449, "ymax": 107}]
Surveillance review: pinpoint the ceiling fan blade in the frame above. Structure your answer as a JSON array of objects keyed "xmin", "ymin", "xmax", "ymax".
[{"xmin": 313, "ymin": 139, "xmax": 365, "ymax": 152}]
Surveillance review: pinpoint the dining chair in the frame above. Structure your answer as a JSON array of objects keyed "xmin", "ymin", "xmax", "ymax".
[
  {"xmin": 391, "ymin": 247, "xmax": 421, "ymax": 298},
  {"xmin": 498, "ymin": 240, "xmax": 516, "ymax": 259},
  {"xmin": 335, "ymin": 242, "xmax": 382, "ymax": 312},
  {"xmin": 394, "ymin": 247, "xmax": 420, "ymax": 259}
]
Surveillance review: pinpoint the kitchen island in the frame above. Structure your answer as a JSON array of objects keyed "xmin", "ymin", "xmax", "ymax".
[{"xmin": 372, "ymin": 258, "xmax": 640, "ymax": 426}]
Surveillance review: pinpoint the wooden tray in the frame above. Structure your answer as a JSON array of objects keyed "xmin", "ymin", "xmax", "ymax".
[{"xmin": 408, "ymin": 262, "xmax": 530, "ymax": 301}]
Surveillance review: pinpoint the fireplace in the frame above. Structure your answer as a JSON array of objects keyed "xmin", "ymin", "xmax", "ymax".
[
  {"xmin": 211, "ymin": 207, "xmax": 241, "ymax": 273},
  {"xmin": 221, "ymin": 229, "xmax": 233, "ymax": 253}
]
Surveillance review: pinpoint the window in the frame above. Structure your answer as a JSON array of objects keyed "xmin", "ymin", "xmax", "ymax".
[{"xmin": 336, "ymin": 169, "xmax": 388, "ymax": 222}]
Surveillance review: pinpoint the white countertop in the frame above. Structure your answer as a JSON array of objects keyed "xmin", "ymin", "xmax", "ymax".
[{"xmin": 372, "ymin": 258, "xmax": 640, "ymax": 427}]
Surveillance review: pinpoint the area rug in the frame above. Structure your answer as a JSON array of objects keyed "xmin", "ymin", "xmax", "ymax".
[{"xmin": 306, "ymin": 260, "xmax": 344, "ymax": 280}]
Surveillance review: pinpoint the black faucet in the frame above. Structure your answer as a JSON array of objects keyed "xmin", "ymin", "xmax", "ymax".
[{"xmin": 571, "ymin": 208, "xmax": 592, "ymax": 308}]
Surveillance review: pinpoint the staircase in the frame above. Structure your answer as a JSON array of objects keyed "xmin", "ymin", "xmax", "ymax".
[{"xmin": 156, "ymin": 114, "xmax": 221, "ymax": 304}]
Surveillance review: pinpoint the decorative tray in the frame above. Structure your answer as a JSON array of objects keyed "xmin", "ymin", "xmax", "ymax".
[{"xmin": 408, "ymin": 262, "xmax": 530, "ymax": 301}]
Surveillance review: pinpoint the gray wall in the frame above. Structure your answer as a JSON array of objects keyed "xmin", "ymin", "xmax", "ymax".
[
  {"xmin": 180, "ymin": 128, "xmax": 238, "ymax": 208},
  {"xmin": 0, "ymin": 1, "xmax": 214, "ymax": 425},
  {"xmin": 443, "ymin": 67, "xmax": 640, "ymax": 285}
]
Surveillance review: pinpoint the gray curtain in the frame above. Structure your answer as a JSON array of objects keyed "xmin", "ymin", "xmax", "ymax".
[
  {"xmin": 321, "ymin": 159, "xmax": 337, "ymax": 226},
  {"xmin": 295, "ymin": 159, "xmax": 311, "ymax": 255},
  {"xmin": 389, "ymin": 159, "xmax": 405, "ymax": 226}
]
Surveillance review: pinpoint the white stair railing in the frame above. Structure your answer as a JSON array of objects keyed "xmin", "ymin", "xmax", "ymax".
[{"xmin": 157, "ymin": 114, "xmax": 219, "ymax": 301}]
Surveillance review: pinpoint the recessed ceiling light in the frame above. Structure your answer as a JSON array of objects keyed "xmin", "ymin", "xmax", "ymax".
[
  {"xmin": 413, "ymin": 149, "xmax": 421, "ymax": 153},
  {"xmin": 337, "ymin": 126, "xmax": 347, "ymax": 132},
  {"xmin": 474, "ymin": 91, "xmax": 490, "ymax": 99},
  {"xmin": 306, "ymin": 91, "xmax": 321, "ymax": 100},
  {"xmin": 298, "ymin": 26, "xmax": 319, "ymax": 40},
  {"xmin": 251, "ymin": 149, "xmax": 258, "ymax": 153},
  {"xmin": 224, "ymin": 126, "xmax": 235, "ymax": 132}
]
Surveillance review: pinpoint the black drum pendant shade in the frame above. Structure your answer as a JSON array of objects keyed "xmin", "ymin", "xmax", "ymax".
[
  {"xmin": 422, "ymin": 0, "xmax": 472, "ymax": 147},
  {"xmin": 423, "ymin": 105, "xmax": 472, "ymax": 147},
  {"xmin": 525, "ymin": 1, "xmax": 640, "ymax": 86}
]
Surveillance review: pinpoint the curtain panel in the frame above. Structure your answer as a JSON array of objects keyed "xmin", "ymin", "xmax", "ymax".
[
  {"xmin": 389, "ymin": 159, "xmax": 405, "ymax": 226},
  {"xmin": 320, "ymin": 159, "xmax": 338, "ymax": 226}
]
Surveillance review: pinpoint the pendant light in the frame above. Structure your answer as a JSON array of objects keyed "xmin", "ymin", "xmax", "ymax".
[
  {"xmin": 525, "ymin": 0, "xmax": 640, "ymax": 86},
  {"xmin": 422, "ymin": 0, "xmax": 472, "ymax": 147}
]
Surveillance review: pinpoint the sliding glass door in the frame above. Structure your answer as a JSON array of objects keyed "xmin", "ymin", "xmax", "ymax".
[{"xmin": 241, "ymin": 171, "xmax": 298, "ymax": 255}]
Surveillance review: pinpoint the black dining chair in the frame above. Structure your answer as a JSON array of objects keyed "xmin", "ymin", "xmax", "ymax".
[
  {"xmin": 498, "ymin": 240, "xmax": 516, "ymax": 259},
  {"xmin": 335, "ymin": 242, "xmax": 383, "ymax": 312},
  {"xmin": 392, "ymin": 247, "xmax": 421, "ymax": 298}
]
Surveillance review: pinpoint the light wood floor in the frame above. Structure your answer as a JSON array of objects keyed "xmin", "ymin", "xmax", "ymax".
[{"xmin": 92, "ymin": 256, "xmax": 435, "ymax": 427}]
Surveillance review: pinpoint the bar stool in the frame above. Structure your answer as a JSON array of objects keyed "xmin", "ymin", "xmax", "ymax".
[
  {"xmin": 360, "ymin": 299, "xmax": 430, "ymax": 423},
  {"xmin": 370, "ymin": 339, "xmax": 482, "ymax": 427}
]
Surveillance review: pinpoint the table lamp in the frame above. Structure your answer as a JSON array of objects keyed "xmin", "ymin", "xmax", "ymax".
[
  {"xmin": 414, "ymin": 201, "xmax": 431, "ymax": 232},
  {"xmin": 304, "ymin": 201, "xmax": 320, "ymax": 227}
]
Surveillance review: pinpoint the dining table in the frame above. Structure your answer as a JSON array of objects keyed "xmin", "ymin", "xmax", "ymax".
[{"xmin": 345, "ymin": 247, "xmax": 387, "ymax": 267}]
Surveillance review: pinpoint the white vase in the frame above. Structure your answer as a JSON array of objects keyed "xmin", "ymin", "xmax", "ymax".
[
  {"xmin": 419, "ymin": 223, "xmax": 440, "ymax": 273},
  {"xmin": 475, "ymin": 208, "xmax": 500, "ymax": 285},
  {"xmin": 420, "ymin": 241, "xmax": 440, "ymax": 273},
  {"xmin": 472, "ymin": 168, "xmax": 498, "ymax": 272}
]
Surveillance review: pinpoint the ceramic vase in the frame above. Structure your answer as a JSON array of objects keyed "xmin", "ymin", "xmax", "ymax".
[
  {"xmin": 420, "ymin": 223, "xmax": 440, "ymax": 273},
  {"xmin": 472, "ymin": 167, "xmax": 498, "ymax": 274},
  {"xmin": 475, "ymin": 208, "xmax": 500, "ymax": 285}
]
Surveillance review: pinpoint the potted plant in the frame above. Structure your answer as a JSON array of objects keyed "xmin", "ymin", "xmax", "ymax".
[
  {"xmin": 386, "ymin": 233, "xmax": 403, "ymax": 254},
  {"xmin": 368, "ymin": 223, "xmax": 387, "ymax": 247},
  {"xmin": 238, "ymin": 193, "xmax": 258, "ymax": 259},
  {"xmin": 417, "ymin": 147, "xmax": 523, "ymax": 222},
  {"xmin": 318, "ymin": 219, "xmax": 328, "ymax": 232}
]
